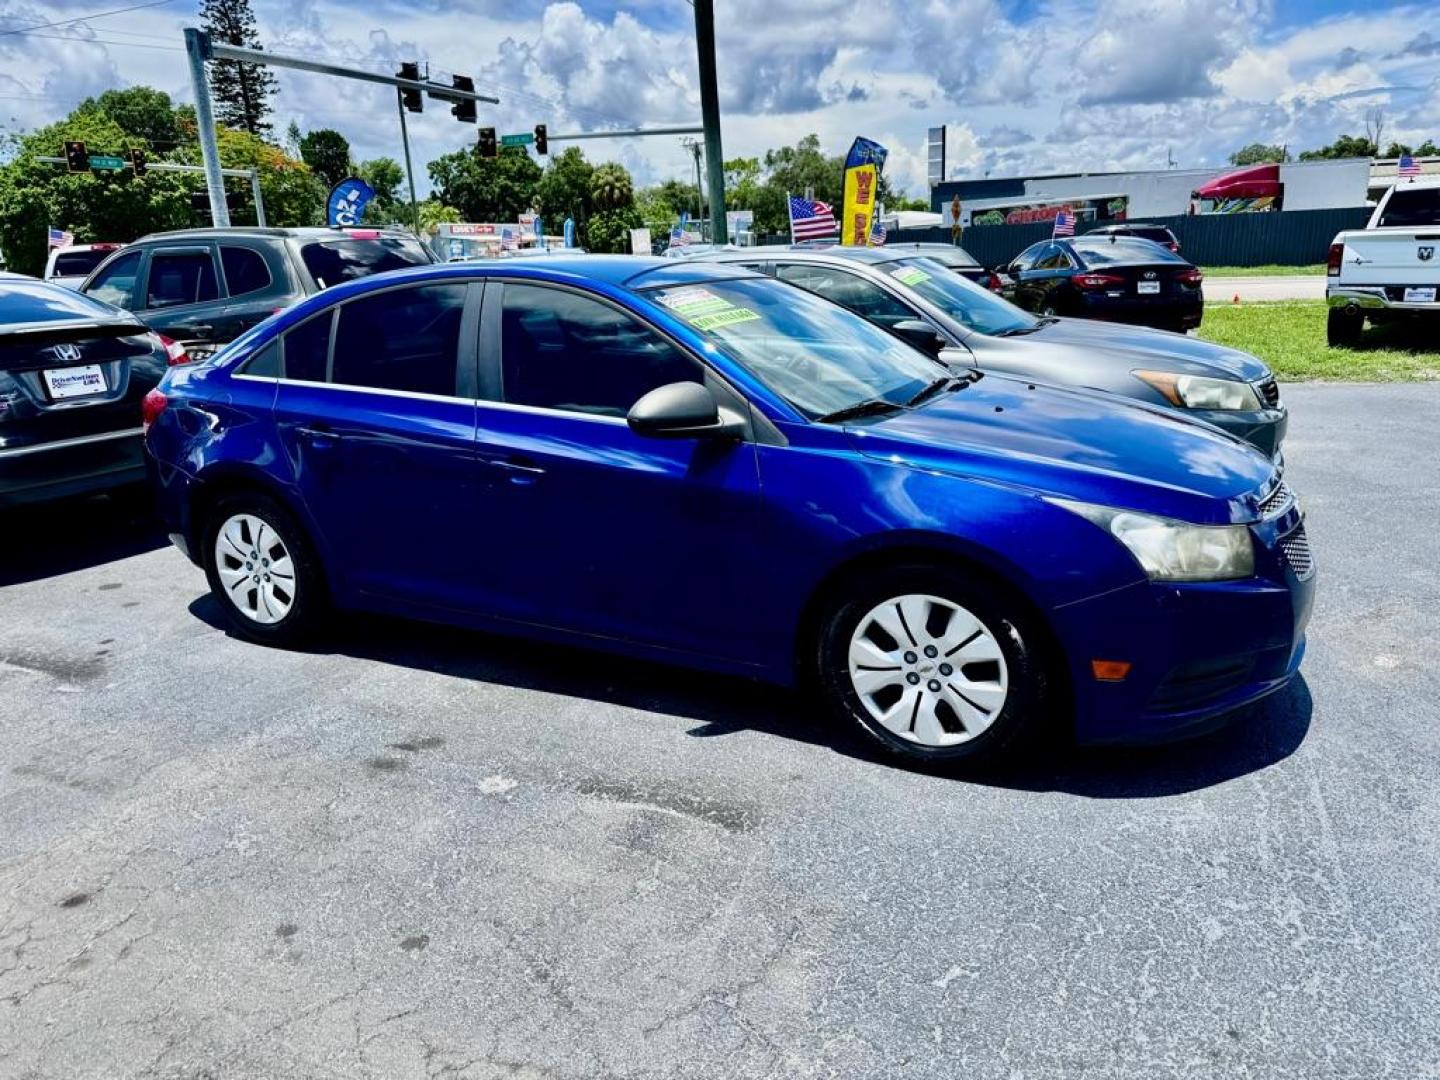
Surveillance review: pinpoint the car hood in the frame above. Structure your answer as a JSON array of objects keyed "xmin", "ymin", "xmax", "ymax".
[
  {"xmin": 846, "ymin": 374, "xmax": 1276, "ymax": 524},
  {"xmin": 1021, "ymin": 317, "xmax": 1271, "ymax": 381}
]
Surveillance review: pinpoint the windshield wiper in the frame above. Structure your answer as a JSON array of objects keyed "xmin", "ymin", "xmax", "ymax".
[
  {"xmin": 818, "ymin": 398, "xmax": 905, "ymax": 424},
  {"xmin": 995, "ymin": 317, "xmax": 1058, "ymax": 337},
  {"xmin": 905, "ymin": 375, "xmax": 967, "ymax": 407}
]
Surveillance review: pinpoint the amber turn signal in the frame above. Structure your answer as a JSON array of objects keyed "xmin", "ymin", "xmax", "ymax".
[{"xmin": 1091, "ymin": 660, "xmax": 1132, "ymax": 682}]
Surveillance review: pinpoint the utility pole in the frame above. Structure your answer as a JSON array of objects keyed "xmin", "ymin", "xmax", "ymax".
[
  {"xmin": 395, "ymin": 89, "xmax": 421, "ymax": 238},
  {"xmin": 692, "ymin": 0, "xmax": 726, "ymax": 243},
  {"xmin": 681, "ymin": 137, "xmax": 704, "ymax": 224}
]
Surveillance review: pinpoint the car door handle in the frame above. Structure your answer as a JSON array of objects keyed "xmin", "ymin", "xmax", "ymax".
[{"xmin": 481, "ymin": 453, "xmax": 545, "ymax": 478}]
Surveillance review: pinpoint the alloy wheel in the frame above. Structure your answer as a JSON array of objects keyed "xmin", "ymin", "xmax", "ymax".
[
  {"xmin": 847, "ymin": 593, "xmax": 1009, "ymax": 747},
  {"xmin": 214, "ymin": 512, "xmax": 296, "ymax": 625}
]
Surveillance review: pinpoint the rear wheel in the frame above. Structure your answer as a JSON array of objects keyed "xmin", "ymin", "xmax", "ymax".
[
  {"xmin": 814, "ymin": 564, "xmax": 1053, "ymax": 765},
  {"xmin": 1327, "ymin": 307, "xmax": 1364, "ymax": 347},
  {"xmin": 203, "ymin": 492, "xmax": 325, "ymax": 645}
]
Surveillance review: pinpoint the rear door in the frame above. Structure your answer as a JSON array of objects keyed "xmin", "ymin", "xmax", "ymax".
[
  {"xmin": 272, "ymin": 280, "xmax": 482, "ymax": 610},
  {"xmin": 772, "ymin": 262, "xmax": 921, "ymax": 332},
  {"xmin": 213, "ymin": 242, "xmax": 291, "ymax": 343},
  {"xmin": 137, "ymin": 244, "xmax": 223, "ymax": 346}
]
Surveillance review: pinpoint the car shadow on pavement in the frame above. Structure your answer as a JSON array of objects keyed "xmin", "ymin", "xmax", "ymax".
[
  {"xmin": 188, "ymin": 594, "xmax": 1313, "ymax": 799},
  {"xmin": 0, "ymin": 487, "xmax": 168, "ymax": 587}
]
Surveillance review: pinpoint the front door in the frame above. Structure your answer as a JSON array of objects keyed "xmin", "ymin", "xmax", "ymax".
[
  {"xmin": 469, "ymin": 280, "xmax": 764, "ymax": 663},
  {"xmin": 272, "ymin": 281, "xmax": 482, "ymax": 610}
]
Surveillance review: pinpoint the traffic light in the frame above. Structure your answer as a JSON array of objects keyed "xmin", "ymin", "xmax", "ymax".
[
  {"xmin": 64, "ymin": 140, "xmax": 88, "ymax": 173},
  {"xmin": 478, "ymin": 127, "xmax": 497, "ymax": 159},
  {"xmin": 129, "ymin": 148, "xmax": 146, "ymax": 176},
  {"xmin": 451, "ymin": 75, "xmax": 476, "ymax": 123},
  {"xmin": 534, "ymin": 124, "xmax": 548, "ymax": 155},
  {"xmin": 398, "ymin": 62, "xmax": 423, "ymax": 113}
]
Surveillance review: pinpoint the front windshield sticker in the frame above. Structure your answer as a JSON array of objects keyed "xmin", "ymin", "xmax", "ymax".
[
  {"xmin": 657, "ymin": 286, "xmax": 761, "ymax": 331},
  {"xmin": 891, "ymin": 267, "xmax": 931, "ymax": 286}
]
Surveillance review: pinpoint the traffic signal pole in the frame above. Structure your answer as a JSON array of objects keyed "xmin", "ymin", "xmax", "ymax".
[
  {"xmin": 692, "ymin": 0, "xmax": 727, "ymax": 244},
  {"xmin": 184, "ymin": 28, "xmax": 232, "ymax": 228},
  {"xmin": 395, "ymin": 90, "xmax": 421, "ymax": 238}
]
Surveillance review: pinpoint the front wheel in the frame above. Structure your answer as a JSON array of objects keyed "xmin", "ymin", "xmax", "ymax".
[
  {"xmin": 203, "ymin": 492, "xmax": 326, "ymax": 646},
  {"xmin": 814, "ymin": 565, "xmax": 1053, "ymax": 765},
  {"xmin": 1327, "ymin": 307, "xmax": 1364, "ymax": 347}
]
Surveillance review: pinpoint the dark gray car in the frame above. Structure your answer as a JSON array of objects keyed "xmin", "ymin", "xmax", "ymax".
[
  {"xmin": 698, "ymin": 245, "xmax": 1286, "ymax": 462},
  {"xmin": 79, "ymin": 226, "xmax": 434, "ymax": 356}
]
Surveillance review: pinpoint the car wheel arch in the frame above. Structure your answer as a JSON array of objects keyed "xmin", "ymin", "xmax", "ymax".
[
  {"xmin": 188, "ymin": 467, "xmax": 335, "ymax": 592},
  {"xmin": 791, "ymin": 538, "xmax": 1069, "ymax": 707}
]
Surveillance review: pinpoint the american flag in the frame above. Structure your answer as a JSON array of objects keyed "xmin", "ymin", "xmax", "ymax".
[
  {"xmin": 869, "ymin": 216, "xmax": 887, "ymax": 246},
  {"xmin": 1398, "ymin": 154, "xmax": 1421, "ymax": 179},
  {"xmin": 788, "ymin": 195, "xmax": 838, "ymax": 240},
  {"xmin": 48, "ymin": 227, "xmax": 73, "ymax": 249},
  {"xmin": 1052, "ymin": 209, "xmax": 1075, "ymax": 237}
]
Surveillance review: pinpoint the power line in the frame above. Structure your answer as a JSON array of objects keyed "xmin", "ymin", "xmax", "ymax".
[
  {"xmin": 25, "ymin": 30, "xmax": 182, "ymax": 51},
  {"xmin": 0, "ymin": 0, "xmax": 183, "ymax": 39}
]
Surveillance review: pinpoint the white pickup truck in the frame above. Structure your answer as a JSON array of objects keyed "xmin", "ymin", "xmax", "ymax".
[{"xmin": 1326, "ymin": 177, "xmax": 1440, "ymax": 346}]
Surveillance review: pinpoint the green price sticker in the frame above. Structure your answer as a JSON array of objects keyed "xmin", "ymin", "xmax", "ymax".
[{"xmin": 891, "ymin": 267, "xmax": 931, "ymax": 286}]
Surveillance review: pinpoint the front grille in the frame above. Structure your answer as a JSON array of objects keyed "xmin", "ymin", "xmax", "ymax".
[
  {"xmin": 1256, "ymin": 377, "xmax": 1280, "ymax": 407},
  {"xmin": 1257, "ymin": 481, "xmax": 1294, "ymax": 518},
  {"xmin": 1280, "ymin": 523, "xmax": 1314, "ymax": 580}
]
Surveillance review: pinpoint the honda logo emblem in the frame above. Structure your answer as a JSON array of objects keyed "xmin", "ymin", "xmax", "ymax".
[
  {"xmin": 1143, "ymin": 270, "xmax": 1158, "ymax": 279},
  {"xmin": 49, "ymin": 342, "xmax": 83, "ymax": 364},
  {"xmin": 1420, "ymin": 246, "xmax": 1435, "ymax": 262}
]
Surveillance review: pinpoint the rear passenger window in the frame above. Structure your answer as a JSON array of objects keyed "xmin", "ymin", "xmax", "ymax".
[
  {"xmin": 240, "ymin": 341, "xmax": 280, "ymax": 378},
  {"xmin": 331, "ymin": 284, "xmax": 467, "ymax": 396},
  {"xmin": 146, "ymin": 251, "xmax": 218, "ymax": 309},
  {"xmin": 500, "ymin": 283, "xmax": 702, "ymax": 417},
  {"xmin": 283, "ymin": 312, "xmax": 332, "ymax": 382},
  {"xmin": 774, "ymin": 264, "xmax": 915, "ymax": 329},
  {"xmin": 221, "ymin": 246, "xmax": 272, "ymax": 298}
]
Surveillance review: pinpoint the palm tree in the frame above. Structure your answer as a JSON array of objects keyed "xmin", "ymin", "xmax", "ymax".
[{"xmin": 590, "ymin": 163, "xmax": 634, "ymax": 212}]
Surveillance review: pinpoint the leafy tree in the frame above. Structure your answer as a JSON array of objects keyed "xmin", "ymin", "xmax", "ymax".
[
  {"xmin": 427, "ymin": 143, "xmax": 541, "ymax": 222},
  {"xmin": 89, "ymin": 87, "xmax": 182, "ymax": 150},
  {"xmin": 1229, "ymin": 143, "xmax": 1289, "ymax": 166},
  {"xmin": 169, "ymin": 109, "xmax": 326, "ymax": 227},
  {"xmin": 590, "ymin": 162, "xmax": 634, "ymax": 211},
  {"xmin": 536, "ymin": 146, "xmax": 593, "ymax": 231},
  {"xmin": 298, "ymin": 129, "xmax": 352, "ymax": 190},
  {"xmin": 417, "ymin": 199, "xmax": 461, "ymax": 234},
  {"xmin": 586, "ymin": 206, "xmax": 643, "ymax": 253},
  {"xmin": 200, "ymin": 0, "xmax": 279, "ymax": 138},
  {"xmin": 1299, "ymin": 134, "xmax": 1377, "ymax": 160},
  {"xmin": 655, "ymin": 178, "xmax": 700, "ymax": 219},
  {"xmin": 1417, "ymin": 140, "xmax": 1439, "ymax": 156},
  {"xmin": 724, "ymin": 157, "xmax": 763, "ymax": 210},
  {"xmin": 356, "ymin": 157, "xmax": 404, "ymax": 210}
]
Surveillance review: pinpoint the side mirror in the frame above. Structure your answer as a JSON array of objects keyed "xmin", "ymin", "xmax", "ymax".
[
  {"xmin": 627, "ymin": 381, "xmax": 745, "ymax": 440},
  {"xmin": 891, "ymin": 319, "xmax": 947, "ymax": 356}
]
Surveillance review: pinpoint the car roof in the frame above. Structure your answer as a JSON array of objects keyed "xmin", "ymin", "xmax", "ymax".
[
  {"xmin": 703, "ymin": 244, "xmax": 909, "ymax": 266},
  {"xmin": 132, "ymin": 226, "xmax": 419, "ymax": 243},
  {"xmin": 1090, "ymin": 223, "xmax": 1172, "ymax": 232}
]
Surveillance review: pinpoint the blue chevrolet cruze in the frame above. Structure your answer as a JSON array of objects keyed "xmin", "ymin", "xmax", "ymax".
[{"xmin": 143, "ymin": 257, "xmax": 1313, "ymax": 765}]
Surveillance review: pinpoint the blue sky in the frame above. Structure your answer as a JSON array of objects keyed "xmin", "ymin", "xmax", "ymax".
[{"xmin": 0, "ymin": 0, "xmax": 1434, "ymax": 197}]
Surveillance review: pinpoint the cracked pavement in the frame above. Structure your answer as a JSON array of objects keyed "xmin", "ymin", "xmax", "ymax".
[{"xmin": 1, "ymin": 383, "xmax": 1438, "ymax": 1078}]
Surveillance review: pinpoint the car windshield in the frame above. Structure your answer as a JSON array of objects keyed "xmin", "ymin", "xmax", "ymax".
[
  {"xmin": 883, "ymin": 257, "xmax": 1036, "ymax": 335},
  {"xmin": 299, "ymin": 236, "xmax": 432, "ymax": 289},
  {"xmin": 640, "ymin": 277, "xmax": 944, "ymax": 420},
  {"xmin": 1071, "ymin": 238, "xmax": 1187, "ymax": 266},
  {"xmin": 1376, "ymin": 186, "xmax": 1440, "ymax": 229},
  {"xmin": 53, "ymin": 249, "xmax": 113, "ymax": 276}
]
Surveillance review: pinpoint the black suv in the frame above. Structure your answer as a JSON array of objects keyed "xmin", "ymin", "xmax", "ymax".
[{"xmin": 79, "ymin": 226, "xmax": 434, "ymax": 355}]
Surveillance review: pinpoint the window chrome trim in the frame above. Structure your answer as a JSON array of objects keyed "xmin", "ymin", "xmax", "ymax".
[
  {"xmin": 0, "ymin": 427, "xmax": 142, "ymax": 458},
  {"xmin": 474, "ymin": 396, "xmax": 629, "ymax": 425},
  {"xmin": 269, "ymin": 375, "xmax": 475, "ymax": 407}
]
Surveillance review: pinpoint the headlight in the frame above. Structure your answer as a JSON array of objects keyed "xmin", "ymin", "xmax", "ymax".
[
  {"xmin": 1050, "ymin": 499, "xmax": 1254, "ymax": 581},
  {"xmin": 1133, "ymin": 370, "xmax": 1261, "ymax": 411}
]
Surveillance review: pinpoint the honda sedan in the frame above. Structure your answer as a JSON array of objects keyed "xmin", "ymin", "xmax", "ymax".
[{"xmin": 145, "ymin": 258, "xmax": 1313, "ymax": 765}]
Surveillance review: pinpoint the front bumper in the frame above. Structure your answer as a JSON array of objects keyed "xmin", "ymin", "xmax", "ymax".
[
  {"xmin": 1050, "ymin": 508, "xmax": 1315, "ymax": 744},
  {"xmin": 1327, "ymin": 285, "xmax": 1440, "ymax": 313},
  {"xmin": 1193, "ymin": 404, "xmax": 1288, "ymax": 462}
]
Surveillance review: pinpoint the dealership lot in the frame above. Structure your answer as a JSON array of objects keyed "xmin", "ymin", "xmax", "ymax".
[{"xmin": 1, "ymin": 383, "xmax": 1437, "ymax": 1078}]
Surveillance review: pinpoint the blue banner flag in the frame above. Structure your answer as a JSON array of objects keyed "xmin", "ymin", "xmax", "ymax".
[
  {"xmin": 564, "ymin": 217, "xmax": 576, "ymax": 247},
  {"xmin": 326, "ymin": 177, "xmax": 376, "ymax": 227}
]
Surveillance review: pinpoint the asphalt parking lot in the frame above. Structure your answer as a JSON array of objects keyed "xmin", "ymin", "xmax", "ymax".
[{"xmin": 2, "ymin": 382, "xmax": 1438, "ymax": 1079}]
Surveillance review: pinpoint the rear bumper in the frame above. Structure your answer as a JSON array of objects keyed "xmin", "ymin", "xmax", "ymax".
[
  {"xmin": 1076, "ymin": 293, "xmax": 1203, "ymax": 328},
  {"xmin": 144, "ymin": 446, "xmax": 205, "ymax": 567},
  {"xmin": 1327, "ymin": 285, "xmax": 1440, "ymax": 312},
  {"xmin": 1051, "ymin": 518, "xmax": 1315, "ymax": 744},
  {"xmin": 0, "ymin": 427, "xmax": 145, "ymax": 506}
]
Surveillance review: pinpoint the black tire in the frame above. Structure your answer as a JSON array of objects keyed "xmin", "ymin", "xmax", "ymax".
[
  {"xmin": 1327, "ymin": 307, "xmax": 1364, "ymax": 347},
  {"xmin": 202, "ymin": 491, "xmax": 327, "ymax": 646},
  {"xmin": 812, "ymin": 563, "xmax": 1054, "ymax": 766}
]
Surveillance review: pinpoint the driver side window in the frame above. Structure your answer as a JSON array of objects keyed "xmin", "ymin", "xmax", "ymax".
[{"xmin": 774, "ymin": 264, "xmax": 915, "ymax": 329}]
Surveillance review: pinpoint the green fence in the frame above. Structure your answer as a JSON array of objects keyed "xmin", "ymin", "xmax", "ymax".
[{"xmin": 893, "ymin": 207, "xmax": 1372, "ymax": 269}]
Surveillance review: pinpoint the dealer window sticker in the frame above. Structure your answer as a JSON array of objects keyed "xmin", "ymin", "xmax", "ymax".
[
  {"xmin": 891, "ymin": 267, "xmax": 931, "ymax": 286},
  {"xmin": 656, "ymin": 287, "xmax": 761, "ymax": 331}
]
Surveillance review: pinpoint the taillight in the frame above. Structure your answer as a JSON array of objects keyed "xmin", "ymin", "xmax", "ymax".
[
  {"xmin": 1167, "ymin": 242, "xmax": 1180, "ymax": 253},
  {"xmin": 1327, "ymin": 242, "xmax": 1344, "ymax": 276},
  {"xmin": 1178, "ymin": 268, "xmax": 1204, "ymax": 287},
  {"xmin": 141, "ymin": 388, "xmax": 168, "ymax": 434},
  {"xmin": 985, "ymin": 272, "xmax": 1004, "ymax": 292},
  {"xmin": 1073, "ymin": 273, "xmax": 1126, "ymax": 290},
  {"xmin": 153, "ymin": 333, "xmax": 191, "ymax": 366}
]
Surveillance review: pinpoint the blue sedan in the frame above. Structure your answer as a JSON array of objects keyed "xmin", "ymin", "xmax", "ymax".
[{"xmin": 143, "ymin": 257, "xmax": 1313, "ymax": 765}]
